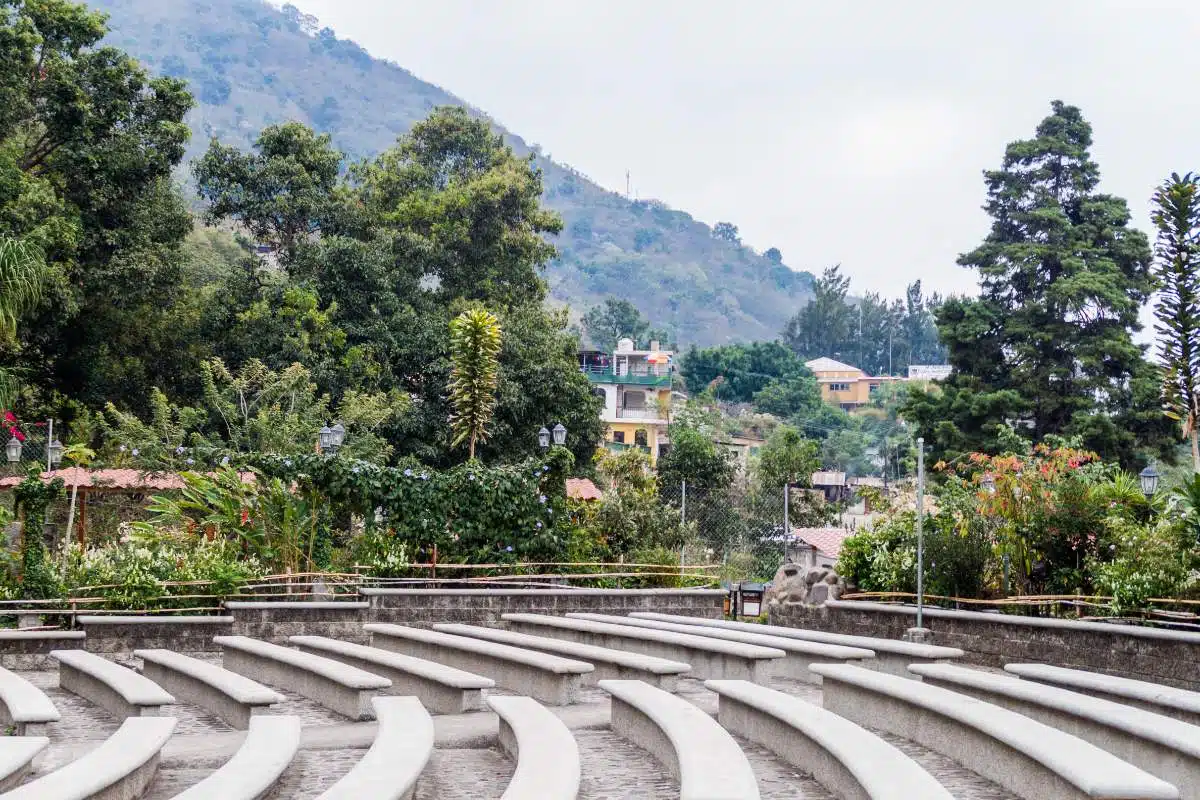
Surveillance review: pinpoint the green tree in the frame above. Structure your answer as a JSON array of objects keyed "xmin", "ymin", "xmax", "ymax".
[
  {"xmin": 712, "ymin": 222, "xmax": 740, "ymax": 244},
  {"xmin": 783, "ymin": 265, "xmax": 854, "ymax": 363},
  {"xmin": 753, "ymin": 425, "xmax": 819, "ymax": 490},
  {"xmin": 194, "ymin": 122, "xmax": 342, "ymax": 263},
  {"xmin": 902, "ymin": 101, "xmax": 1170, "ymax": 467},
  {"xmin": 449, "ymin": 308, "xmax": 502, "ymax": 460},
  {"xmin": 1151, "ymin": 172, "xmax": 1200, "ymax": 471},
  {"xmin": 582, "ymin": 298, "xmax": 649, "ymax": 352},
  {"xmin": 0, "ymin": 238, "xmax": 45, "ymax": 406}
]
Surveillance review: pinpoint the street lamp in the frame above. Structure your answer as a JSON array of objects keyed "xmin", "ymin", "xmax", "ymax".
[
  {"xmin": 47, "ymin": 439, "xmax": 63, "ymax": 469},
  {"xmin": 329, "ymin": 422, "xmax": 346, "ymax": 454},
  {"xmin": 318, "ymin": 425, "xmax": 333, "ymax": 452},
  {"xmin": 552, "ymin": 423, "xmax": 567, "ymax": 446},
  {"xmin": 5, "ymin": 437, "xmax": 21, "ymax": 464},
  {"xmin": 1139, "ymin": 462, "xmax": 1160, "ymax": 499},
  {"xmin": 538, "ymin": 427, "xmax": 551, "ymax": 450},
  {"xmin": 981, "ymin": 473, "xmax": 996, "ymax": 495}
]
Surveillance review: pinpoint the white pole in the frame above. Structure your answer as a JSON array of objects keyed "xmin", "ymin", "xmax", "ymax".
[
  {"xmin": 915, "ymin": 436, "xmax": 925, "ymax": 629},
  {"xmin": 46, "ymin": 419, "xmax": 53, "ymax": 472},
  {"xmin": 783, "ymin": 482, "xmax": 790, "ymax": 540},
  {"xmin": 679, "ymin": 480, "xmax": 687, "ymax": 575}
]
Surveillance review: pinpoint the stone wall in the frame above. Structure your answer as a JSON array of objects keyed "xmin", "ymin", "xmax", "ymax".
[
  {"xmin": 363, "ymin": 588, "xmax": 726, "ymax": 628},
  {"xmin": 78, "ymin": 616, "xmax": 234, "ymax": 655},
  {"xmin": 227, "ymin": 601, "xmax": 371, "ymax": 645},
  {"xmin": 14, "ymin": 590, "xmax": 725, "ymax": 656},
  {"xmin": 0, "ymin": 630, "xmax": 85, "ymax": 669},
  {"xmin": 771, "ymin": 599, "xmax": 1200, "ymax": 691}
]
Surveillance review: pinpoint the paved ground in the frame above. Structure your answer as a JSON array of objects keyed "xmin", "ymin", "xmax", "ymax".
[{"xmin": 15, "ymin": 664, "xmax": 1022, "ymax": 799}]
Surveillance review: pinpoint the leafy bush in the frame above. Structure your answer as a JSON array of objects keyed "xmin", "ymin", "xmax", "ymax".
[
  {"xmin": 55, "ymin": 535, "xmax": 264, "ymax": 610},
  {"xmin": 1090, "ymin": 517, "xmax": 1199, "ymax": 614}
]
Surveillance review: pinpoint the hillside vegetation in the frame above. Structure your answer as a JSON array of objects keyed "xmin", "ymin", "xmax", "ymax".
[{"xmin": 89, "ymin": 0, "xmax": 814, "ymax": 346}]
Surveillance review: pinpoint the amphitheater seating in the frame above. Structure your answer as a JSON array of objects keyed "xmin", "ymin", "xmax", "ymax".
[
  {"xmin": 1006, "ymin": 663, "xmax": 1200, "ymax": 727},
  {"xmin": 50, "ymin": 649, "xmax": 175, "ymax": 719},
  {"xmin": 0, "ymin": 664, "xmax": 59, "ymax": 735},
  {"xmin": 489, "ymin": 695, "xmax": 581, "ymax": 800},
  {"xmin": 314, "ymin": 696, "xmax": 434, "ymax": 800},
  {"xmin": 170, "ymin": 715, "xmax": 302, "ymax": 800},
  {"xmin": 812, "ymin": 662, "xmax": 1180, "ymax": 800},
  {"xmin": 136, "ymin": 648, "xmax": 283, "ymax": 729}
]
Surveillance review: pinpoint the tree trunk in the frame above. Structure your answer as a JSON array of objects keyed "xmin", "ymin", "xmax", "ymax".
[{"xmin": 65, "ymin": 482, "xmax": 78, "ymax": 543}]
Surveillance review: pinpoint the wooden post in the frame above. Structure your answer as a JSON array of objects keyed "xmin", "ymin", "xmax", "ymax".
[
  {"xmin": 76, "ymin": 488, "xmax": 87, "ymax": 545},
  {"xmin": 431, "ymin": 544, "xmax": 438, "ymax": 581}
]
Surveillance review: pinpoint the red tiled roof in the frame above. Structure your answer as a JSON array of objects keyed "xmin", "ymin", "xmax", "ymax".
[
  {"xmin": 0, "ymin": 468, "xmax": 253, "ymax": 491},
  {"xmin": 791, "ymin": 527, "xmax": 854, "ymax": 559},
  {"xmin": 566, "ymin": 477, "xmax": 602, "ymax": 501}
]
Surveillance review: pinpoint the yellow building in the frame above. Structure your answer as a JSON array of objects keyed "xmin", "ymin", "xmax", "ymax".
[
  {"xmin": 579, "ymin": 338, "xmax": 673, "ymax": 462},
  {"xmin": 805, "ymin": 357, "xmax": 901, "ymax": 411}
]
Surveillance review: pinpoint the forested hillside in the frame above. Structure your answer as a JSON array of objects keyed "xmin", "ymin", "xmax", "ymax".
[{"xmin": 88, "ymin": 0, "xmax": 814, "ymax": 346}]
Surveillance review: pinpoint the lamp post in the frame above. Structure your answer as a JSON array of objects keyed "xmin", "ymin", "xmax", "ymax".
[
  {"xmin": 6, "ymin": 436, "xmax": 21, "ymax": 465},
  {"xmin": 908, "ymin": 436, "xmax": 929, "ymax": 641},
  {"xmin": 980, "ymin": 472, "xmax": 1009, "ymax": 595},
  {"xmin": 537, "ymin": 427, "xmax": 551, "ymax": 450},
  {"xmin": 47, "ymin": 438, "xmax": 63, "ymax": 471},
  {"xmin": 1139, "ymin": 462, "xmax": 1160, "ymax": 500},
  {"xmin": 552, "ymin": 423, "xmax": 567, "ymax": 446},
  {"xmin": 318, "ymin": 423, "xmax": 345, "ymax": 456}
]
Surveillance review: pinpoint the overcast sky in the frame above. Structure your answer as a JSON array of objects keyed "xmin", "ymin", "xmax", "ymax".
[{"xmin": 289, "ymin": 0, "xmax": 1200, "ymax": 300}]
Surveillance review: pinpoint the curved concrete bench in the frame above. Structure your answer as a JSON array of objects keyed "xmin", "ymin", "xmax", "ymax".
[
  {"xmin": 811, "ymin": 663, "xmax": 1179, "ymax": 800},
  {"xmin": 170, "ymin": 715, "xmax": 301, "ymax": 800},
  {"xmin": 315, "ymin": 696, "xmax": 434, "ymax": 800},
  {"xmin": 0, "ymin": 664, "xmax": 59, "ymax": 735},
  {"xmin": 136, "ymin": 649, "xmax": 284, "ymax": 729},
  {"xmin": 365, "ymin": 624, "xmax": 593, "ymax": 706},
  {"xmin": 706, "ymin": 679, "xmax": 952, "ymax": 800},
  {"xmin": 213, "ymin": 635, "xmax": 390, "ymax": 720},
  {"xmin": 913, "ymin": 662, "xmax": 1200, "ymax": 800},
  {"xmin": 1, "ymin": 716, "xmax": 176, "ymax": 799},
  {"xmin": 599, "ymin": 679, "xmax": 760, "ymax": 800},
  {"xmin": 502, "ymin": 614, "xmax": 783, "ymax": 682},
  {"xmin": 568, "ymin": 613, "xmax": 872, "ymax": 684},
  {"xmin": 290, "ymin": 635, "xmax": 494, "ymax": 714},
  {"xmin": 50, "ymin": 649, "xmax": 174, "ymax": 719},
  {"xmin": 0, "ymin": 737, "xmax": 50, "ymax": 793},
  {"xmin": 435, "ymin": 623, "xmax": 690, "ymax": 691},
  {"xmin": 629, "ymin": 612, "xmax": 964, "ymax": 677},
  {"xmin": 1007, "ymin": 663, "xmax": 1200, "ymax": 727},
  {"xmin": 489, "ymin": 696, "xmax": 580, "ymax": 800}
]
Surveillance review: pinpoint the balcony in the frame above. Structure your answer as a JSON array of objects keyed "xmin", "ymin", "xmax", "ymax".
[
  {"xmin": 605, "ymin": 441, "xmax": 651, "ymax": 455},
  {"xmin": 615, "ymin": 407, "xmax": 666, "ymax": 421},
  {"xmin": 581, "ymin": 365, "xmax": 671, "ymax": 387}
]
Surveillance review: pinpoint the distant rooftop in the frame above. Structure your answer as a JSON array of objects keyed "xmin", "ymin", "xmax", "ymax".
[{"xmin": 805, "ymin": 357, "xmax": 861, "ymax": 373}]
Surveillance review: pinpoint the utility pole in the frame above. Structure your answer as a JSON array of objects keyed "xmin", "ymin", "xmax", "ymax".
[{"xmin": 905, "ymin": 436, "xmax": 931, "ymax": 643}]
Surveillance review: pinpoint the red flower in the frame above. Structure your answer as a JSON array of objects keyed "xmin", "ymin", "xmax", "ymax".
[
  {"xmin": 240, "ymin": 509, "xmax": 251, "ymax": 526},
  {"xmin": 2, "ymin": 411, "xmax": 14, "ymax": 424}
]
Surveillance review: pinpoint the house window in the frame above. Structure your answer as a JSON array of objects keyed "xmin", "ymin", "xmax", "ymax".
[
  {"xmin": 612, "ymin": 431, "xmax": 626, "ymax": 444},
  {"xmin": 830, "ymin": 382, "xmax": 851, "ymax": 392},
  {"xmin": 634, "ymin": 429, "xmax": 649, "ymax": 447},
  {"xmin": 592, "ymin": 388, "xmax": 607, "ymax": 400}
]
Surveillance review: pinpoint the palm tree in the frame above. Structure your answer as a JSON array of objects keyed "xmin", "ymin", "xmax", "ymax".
[
  {"xmin": 448, "ymin": 308, "xmax": 502, "ymax": 460},
  {"xmin": 0, "ymin": 239, "xmax": 46, "ymax": 409}
]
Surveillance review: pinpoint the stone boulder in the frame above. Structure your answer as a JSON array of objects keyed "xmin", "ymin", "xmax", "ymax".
[{"xmin": 765, "ymin": 561, "xmax": 846, "ymax": 607}]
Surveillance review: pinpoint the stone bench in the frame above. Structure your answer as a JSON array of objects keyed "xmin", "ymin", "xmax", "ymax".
[
  {"xmin": 1006, "ymin": 663, "xmax": 1200, "ymax": 727},
  {"xmin": 290, "ymin": 635, "xmax": 494, "ymax": 714},
  {"xmin": 599, "ymin": 679, "xmax": 760, "ymax": 800},
  {"xmin": 365, "ymin": 624, "xmax": 594, "ymax": 706},
  {"xmin": 315, "ymin": 696, "xmax": 434, "ymax": 800},
  {"xmin": 706, "ymin": 679, "xmax": 953, "ymax": 800},
  {"xmin": 0, "ymin": 664, "xmax": 60, "ymax": 735},
  {"xmin": 502, "ymin": 614, "xmax": 784, "ymax": 682},
  {"xmin": 434, "ymin": 623, "xmax": 691, "ymax": 691},
  {"xmin": 1, "ymin": 716, "xmax": 176, "ymax": 799},
  {"xmin": 913, "ymin": 662, "xmax": 1200, "ymax": 800},
  {"xmin": 0, "ymin": 737, "xmax": 50, "ymax": 793},
  {"xmin": 136, "ymin": 648, "xmax": 284, "ymax": 729},
  {"xmin": 213, "ymin": 635, "xmax": 391, "ymax": 720},
  {"xmin": 569, "ymin": 613, "xmax": 872, "ymax": 684},
  {"xmin": 489, "ymin": 695, "xmax": 581, "ymax": 800},
  {"xmin": 811, "ymin": 663, "xmax": 1180, "ymax": 800},
  {"xmin": 630, "ymin": 612, "xmax": 964, "ymax": 677},
  {"xmin": 50, "ymin": 649, "xmax": 175, "ymax": 718},
  {"xmin": 170, "ymin": 715, "xmax": 301, "ymax": 800}
]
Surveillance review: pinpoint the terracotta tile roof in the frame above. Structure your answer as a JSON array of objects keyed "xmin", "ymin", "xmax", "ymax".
[
  {"xmin": 0, "ymin": 468, "xmax": 253, "ymax": 491},
  {"xmin": 791, "ymin": 527, "xmax": 854, "ymax": 559},
  {"xmin": 566, "ymin": 477, "xmax": 602, "ymax": 502}
]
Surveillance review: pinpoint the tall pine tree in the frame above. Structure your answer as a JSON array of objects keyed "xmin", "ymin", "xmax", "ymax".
[{"xmin": 903, "ymin": 101, "xmax": 1171, "ymax": 467}]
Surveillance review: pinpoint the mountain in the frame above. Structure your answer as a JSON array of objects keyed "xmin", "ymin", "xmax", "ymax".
[{"xmin": 88, "ymin": 0, "xmax": 814, "ymax": 346}]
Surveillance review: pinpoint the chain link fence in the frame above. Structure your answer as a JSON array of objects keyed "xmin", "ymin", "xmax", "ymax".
[{"xmin": 659, "ymin": 480, "xmax": 792, "ymax": 582}]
